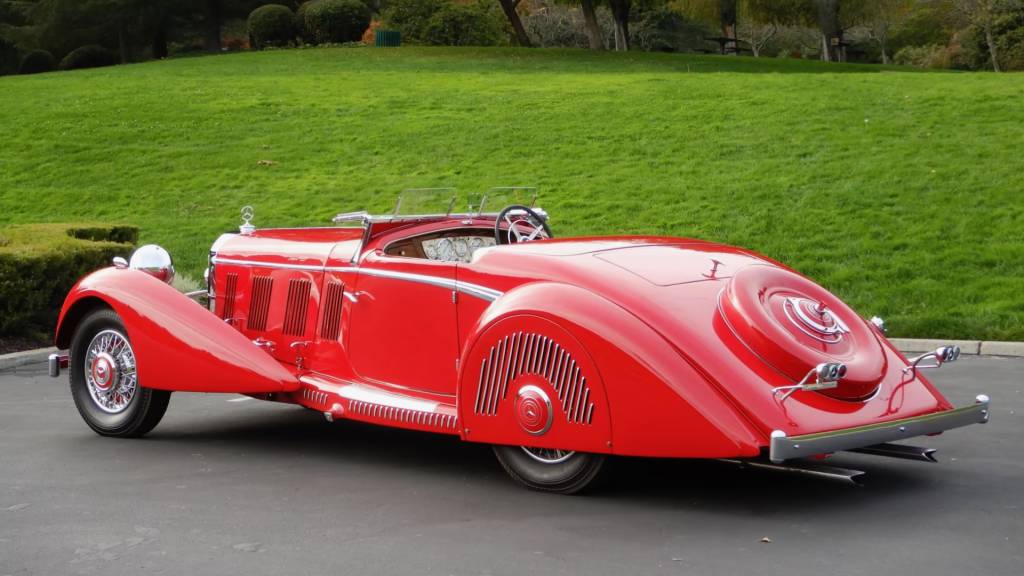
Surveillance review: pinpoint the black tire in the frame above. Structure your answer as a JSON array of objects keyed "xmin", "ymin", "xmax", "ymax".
[
  {"xmin": 69, "ymin": 308, "xmax": 170, "ymax": 437},
  {"xmin": 492, "ymin": 445, "xmax": 605, "ymax": 494}
]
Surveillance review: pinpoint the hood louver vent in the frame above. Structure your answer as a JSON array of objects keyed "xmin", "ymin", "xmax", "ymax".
[
  {"xmin": 319, "ymin": 281, "xmax": 345, "ymax": 341},
  {"xmin": 220, "ymin": 272, "xmax": 238, "ymax": 320},
  {"xmin": 282, "ymin": 278, "xmax": 312, "ymax": 337},
  {"xmin": 247, "ymin": 275, "xmax": 273, "ymax": 332}
]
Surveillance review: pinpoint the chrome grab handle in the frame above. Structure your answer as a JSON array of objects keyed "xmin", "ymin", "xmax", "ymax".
[
  {"xmin": 253, "ymin": 337, "xmax": 275, "ymax": 353},
  {"xmin": 772, "ymin": 362, "xmax": 848, "ymax": 402},
  {"xmin": 903, "ymin": 345, "xmax": 961, "ymax": 376},
  {"xmin": 290, "ymin": 341, "xmax": 312, "ymax": 369}
]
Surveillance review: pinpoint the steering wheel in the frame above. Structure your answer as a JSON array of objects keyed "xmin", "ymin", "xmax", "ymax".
[{"xmin": 495, "ymin": 205, "xmax": 553, "ymax": 245}]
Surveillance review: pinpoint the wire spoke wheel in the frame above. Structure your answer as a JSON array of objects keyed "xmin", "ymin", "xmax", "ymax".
[
  {"xmin": 84, "ymin": 329, "xmax": 138, "ymax": 414},
  {"xmin": 493, "ymin": 445, "xmax": 605, "ymax": 494},
  {"xmin": 520, "ymin": 446, "xmax": 575, "ymax": 464},
  {"xmin": 69, "ymin": 308, "xmax": 170, "ymax": 438}
]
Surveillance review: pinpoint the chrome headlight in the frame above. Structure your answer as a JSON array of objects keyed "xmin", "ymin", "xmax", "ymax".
[{"xmin": 129, "ymin": 244, "xmax": 175, "ymax": 284}]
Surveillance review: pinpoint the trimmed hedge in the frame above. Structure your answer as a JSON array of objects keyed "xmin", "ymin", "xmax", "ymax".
[
  {"xmin": 59, "ymin": 45, "xmax": 117, "ymax": 71},
  {"xmin": 0, "ymin": 224, "xmax": 137, "ymax": 338},
  {"xmin": 297, "ymin": 0, "xmax": 371, "ymax": 44},
  {"xmin": 422, "ymin": 2, "xmax": 504, "ymax": 47},
  {"xmin": 19, "ymin": 50, "xmax": 55, "ymax": 75},
  {"xmin": 0, "ymin": 35, "xmax": 16, "ymax": 76},
  {"xmin": 249, "ymin": 4, "xmax": 296, "ymax": 49}
]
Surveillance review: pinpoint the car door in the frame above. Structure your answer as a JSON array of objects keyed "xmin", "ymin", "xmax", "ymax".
[{"xmin": 347, "ymin": 249, "xmax": 459, "ymax": 395}]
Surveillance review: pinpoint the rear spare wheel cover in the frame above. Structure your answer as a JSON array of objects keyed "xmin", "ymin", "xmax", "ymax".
[{"xmin": 719, "ymin": 265, "xmax": 886, "ymax": 400}]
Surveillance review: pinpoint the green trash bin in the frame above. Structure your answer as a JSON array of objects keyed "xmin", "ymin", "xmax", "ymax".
[{"xmin": 375, "ymin": 30, "xmax": 401, "ymax": 48}]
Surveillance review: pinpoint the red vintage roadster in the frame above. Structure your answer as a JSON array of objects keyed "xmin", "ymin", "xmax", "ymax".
[{"xmin": 49, "ymin": 190, "xmax": 990, "ymax": 493}]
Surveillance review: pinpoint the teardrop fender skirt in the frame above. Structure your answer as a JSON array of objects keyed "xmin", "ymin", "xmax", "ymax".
[
  {"xmin": 54, "ymin": 267, "xmax": 298, "ymax": 394},
  {"xmin": 769, "ymin": 395, "xmax": 991, "ymax": 463}
]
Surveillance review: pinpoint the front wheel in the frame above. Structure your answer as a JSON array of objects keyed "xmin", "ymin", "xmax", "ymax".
[
  {"xmin": 69, "ymin": 308, "xmax": 170, "ymax": 437},
  {"xmin": 492, "ymin": 445, "xmax": 605, "ymax": 494}
]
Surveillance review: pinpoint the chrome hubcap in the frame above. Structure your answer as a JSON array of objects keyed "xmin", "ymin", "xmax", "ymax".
[
  {"xmin": 84, "ymin": 329, "xmax": 137, "ymax": 414},
  {"xmin": 520, "ymin": 446, "xmax": 575, "ymax": 464}
]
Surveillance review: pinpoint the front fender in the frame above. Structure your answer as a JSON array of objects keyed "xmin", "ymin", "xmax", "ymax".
[
  {"xmin": 458, "ymin": 282, "xmax": 764, "ymax": 458},
  {"xmin": 55, "ymin": 267, "xmax": 298, "ymax": 394}
]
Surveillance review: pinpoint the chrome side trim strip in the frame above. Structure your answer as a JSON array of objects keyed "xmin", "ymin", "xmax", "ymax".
[
  {"xmin": 211, "ymin": 256, "xmax": 331, "ymax": 272},
  {"xmin": 356, "ymin": 267, "xmax": 503, "ymax": 302},
  {"xmin": 210, "ymin": 256, "xmax": 503, "ymax": 301},
  {"xmin": 769, "ymin": 395, "xmax": 990, "ymax": 463}
]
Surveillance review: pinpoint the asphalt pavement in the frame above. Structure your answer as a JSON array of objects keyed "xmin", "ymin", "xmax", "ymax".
[{"xmin": 1, "ymin": 356, "xmax": 1021, "ymax": 576}]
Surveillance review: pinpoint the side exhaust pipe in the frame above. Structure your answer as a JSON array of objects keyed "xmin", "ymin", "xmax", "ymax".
[
  {"xmin": 719, "ymin": 458, "xmax": 866, "ymax": 486},
  {"xmin": 849, "ymin": 442, "xmax": 938, "ymax": 463}
]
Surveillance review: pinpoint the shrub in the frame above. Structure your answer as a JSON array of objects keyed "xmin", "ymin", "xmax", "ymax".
[
  {"xmin": 249, "ymin": 4, "xmax": 296, "ymax": 49},
  {"xmin": 894, "ymin": 44, "xmax": 953, "ymax": 69},
  {"xmin": 422, "ymin": 2, "xmax": 504, "ymax": 47},
  {"xmin": 631, "ymin": 8, "xmax": 711, "ymax": 53},
  {"xmin": 381, "ymin": 0, "xmax": 445, "ymax": 44},
  {"xmin": 0, "ymin": 224, "xmax": 137, "ymax": 338},
  {"xmin": 523, "ymin": 3, "xmax": 613, "ymax": 49},
  {"xmin": 19, "ymin": 50, "xmax": 55, "ymax": 75},
  {"xmin": 0, "ymin": 35, "xmax": 17, "ymax": 76},
  {"xmin": 59, "ymin": 45, "xmax": 117, "ymax": 71},
  {"xmin": 297, "ymin": 0, "xmax": 372, "ymax": 44}
]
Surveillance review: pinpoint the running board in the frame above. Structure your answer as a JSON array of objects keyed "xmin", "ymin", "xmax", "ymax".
[
  {"xmin": 849, "ymin": 442, "xmax": 938, "ymax": 463},
  {"xmin": 719, "ymin": 458, "xmax": 866, "ymax": 486},
  {"xmin": 296, "ymin": 374, "xmax": 459, "ymax": 435}
]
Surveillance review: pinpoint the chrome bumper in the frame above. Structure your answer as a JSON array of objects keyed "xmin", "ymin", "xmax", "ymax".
[
  {"xmin": 48, "ymin": 352, "xmax": 69, "ymax": 378},
  {"xmin": 769, "ymin": 395, "xmax": 990, "ymax": 463}
]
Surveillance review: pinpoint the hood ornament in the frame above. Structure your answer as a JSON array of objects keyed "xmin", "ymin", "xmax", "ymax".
[
  {"xmin": 703, "ymin": 258, "xmax": 724, "ymax": 280},
  {"xmin": 240, "ymin": 205, "xmax": 255, "ymax": 235},
  {"xmin": 783, "ymin": 297, "xmax": 850, "ymax": 343}
]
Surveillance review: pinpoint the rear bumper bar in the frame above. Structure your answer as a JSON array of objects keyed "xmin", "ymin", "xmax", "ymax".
[{"xmin": 769, "ymin": 395, "xmax": 990, "ymax": 463}]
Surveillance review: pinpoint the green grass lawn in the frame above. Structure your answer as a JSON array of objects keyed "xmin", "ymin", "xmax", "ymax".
[{"xmin": 1, "ymin": 47, "xmax": 1022, "ymax": 340}]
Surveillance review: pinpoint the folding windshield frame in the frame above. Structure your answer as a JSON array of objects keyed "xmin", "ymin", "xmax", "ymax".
[{"xmin": 332, "ymin": 187, "xmax": 541, "ymax": 226}]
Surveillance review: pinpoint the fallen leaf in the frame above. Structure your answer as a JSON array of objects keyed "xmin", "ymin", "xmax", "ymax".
[{"xmin": 760, "ymin": 537, "xmax": 772, "ymax": 543}]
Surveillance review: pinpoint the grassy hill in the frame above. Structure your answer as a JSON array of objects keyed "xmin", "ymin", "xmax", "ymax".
[{"xmin": 1, "ymin": 47, "xmax": 1021, "ymax": 340}]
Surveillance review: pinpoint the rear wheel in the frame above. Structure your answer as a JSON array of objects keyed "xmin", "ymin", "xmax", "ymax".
[
  {"xmin": 493, "ymin": 445, "xmax": 605, "ymax": 494},
  {"xmin": 69, "ymin": 308, "xmax": 170, "ymax": 437}
]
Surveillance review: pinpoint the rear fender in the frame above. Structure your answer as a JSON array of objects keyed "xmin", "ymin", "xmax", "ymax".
[
  {"xmin": 55, "ymin": 267, "xmax": 298, "ymax": 394},
  {"xmin": 458, "ymin": 282, "xmax": 764, "ymax": 458}
]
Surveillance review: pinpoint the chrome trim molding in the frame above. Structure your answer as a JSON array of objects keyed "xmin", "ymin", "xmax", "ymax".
[
  {"xmin": 769, "ymin": 395, "xmax": 990, "ymax": 463},
  {"xmin": 209, "ymin": 257, "xmax": 503, "ymax": 302},
  {"xmin": 356, "ymin": 267, "xmax": 503, "ymax": 302},
  {"xmin": 210, "ymin": 256, "xmax": 331, "ymax": 273}
]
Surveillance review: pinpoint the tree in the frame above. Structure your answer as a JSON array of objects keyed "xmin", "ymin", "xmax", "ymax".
[
  {"xmin": 719, "ymin": 0, "xmax": 736, "ymax": 38},
  {"xmin": 860, "ymin": 0, "xmax": 915, "ymax": 64},
  {"xmin": 949, "ymin": 0, "xmax": 1024, "ymax": 71},
  {"xmin": 580, "ymin": 0, "xmax": 604, "ymax": 49},
  {"xmin": 608, "ymin": 0, "xmax": 631, "ymax": 50},
  {"xmin": 496, "ymin": 0, "xmax": 533, "ymax": 46}
]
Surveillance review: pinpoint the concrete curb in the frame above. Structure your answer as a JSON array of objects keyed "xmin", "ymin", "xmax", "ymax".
[
  {"xmin": 0, "ymin": 347, "xmax": 57, "ymax": 372},
  {"xmin": 3, "ymin": 338, "xmax": 1024, "ymax": 374}
]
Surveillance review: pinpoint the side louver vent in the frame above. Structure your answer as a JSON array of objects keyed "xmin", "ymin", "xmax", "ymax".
[
  {"xmin": 319, "ymin": 281, "xmax": 345, "ymax": 341},
  {"xmin": 474, "ymin": 332, "xmax": 595, "ymax": 425},
  {"xmin": 282, "ymin": 278, "xmax": 312, "ymax": 336},
  {"xmin": 247, "ymin": 275, "xmax": 274, "ymax": 332},
  {"xmin": 220, "ymin": 272, "xmax": 238, "ymax": 320}
]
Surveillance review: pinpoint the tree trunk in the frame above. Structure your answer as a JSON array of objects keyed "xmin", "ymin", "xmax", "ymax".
[
  {"xmin": 720, "ymin": 0, "xmax": 737, "ymax": 40},
  {"xmin": 609, "ymin": 0, "xmax": 631, "ymax": 51},
  {"xmin": 580, "ymin": 0, "xmax": 603, "ymax": 50},
  {"xmin": 815, "ymin": 0, "xmax": 842, "ymax": 62},
  {"xmin": 984, "ymin": 23, "xmax": 1000, "ymax": 72},
  {"xmin": 204, "ymin": 0, "xmax": 222, "ymax": 52},
  {"xmin": 497, "ymin": 0, "xmax": 533, "ymax": 47},
  {"xmin": 117, "ymin": 20, "xmax": 129, "ymax": 63},
  {"xmin": 152, "ymin": 9, "xmax": 168, "ymax": 60}
]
